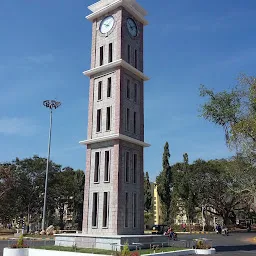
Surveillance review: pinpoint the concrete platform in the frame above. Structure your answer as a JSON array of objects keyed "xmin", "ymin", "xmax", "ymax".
[{"xmin": 55, "ymin": 233, "xmax": 169, "ymax": 251}]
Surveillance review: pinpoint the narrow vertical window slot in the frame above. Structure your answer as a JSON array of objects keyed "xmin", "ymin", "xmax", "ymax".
[
  {"xmin": 98, "ymin": 81, "xmax": 102, "ymax": 100},
  {"xmin": 125, "ymin": 193, "xmax": 128, "ymax": 227},
  {"xmin": 104, "ymin": 151, "xmax": 110, "ymax": 182},
  {"xmin": 128, "ymin": 45, "xmax": 131, "ymax": 63},
  {"xmin": 134, "ymin": 49, "xmax": 138, "ymax": 68},
  {"xmin": 106, "ymin": 107, "xmax": 111, "ymax": 131},
  {"xmin": 100, "ymin": 46, "xmax": 104, "ymax": 66},
  {"xmin": 107, "ymin": 78, "xmax": 112, "ymax": 98},
  {"xmin": 133, "ymin": 154, "xmax": 137, "ymax": 184},
  {"xmin": 108, "ymin": 43, "xmax": 113, "ymax": 63},
  {"xmin": 94, "ymin": 152, "xmax": 100, "ymax": 183},
  {"xmin": 126, "ymin": 108, "xmax": 130, "ymax": 131},
  {"xmin": 96, "ymin": 109, "xmax": 102, "ymax": 132},
  {"xmin": 133, "ymin": 112, "xmax": 137, "ymax": 134},
  {"xmin": 125, "ymin": 152, "xmax": 130, "ymax": 183},
  {"xmin": 133, "ymin": 193, "xmax": 137, "ymax": 228},
  {"xmin": 92, "ymin": 192, "xmax": 98, "ymax": 227},
  {"xmin": 126, "ymin": 80, "xmax": 130, "ymax": 99},
  {"xmin": 102, "ymin": 192, "xmax": 109, "ymax": 227},
  {"xmin": 134, "ymin": 83, "xmax": 137, "ymax": 103}
]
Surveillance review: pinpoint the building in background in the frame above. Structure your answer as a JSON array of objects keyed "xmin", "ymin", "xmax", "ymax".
[{"xmin": 152, "ymin": 183, "xmax": 162, "ymax": 225}]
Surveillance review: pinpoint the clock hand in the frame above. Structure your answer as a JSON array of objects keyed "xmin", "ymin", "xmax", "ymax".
[{"xmin": 107, "ymin": 19, "xmax": 113, "ymax": 25}]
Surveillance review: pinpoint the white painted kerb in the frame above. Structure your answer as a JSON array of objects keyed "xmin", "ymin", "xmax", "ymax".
[{"xmin": 3, "ymin": 248, "xmax": 197, "ymax": 256}]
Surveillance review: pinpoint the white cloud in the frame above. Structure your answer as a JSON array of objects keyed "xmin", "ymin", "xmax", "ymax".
[{"xmin": 0, "ymin": 117, "xmax": 39, "ymax": 136}]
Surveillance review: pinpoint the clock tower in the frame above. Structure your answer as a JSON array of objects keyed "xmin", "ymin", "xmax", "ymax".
[{"xmin": 80, "ymin": 0, "xmax": 150, "ymax": 236}]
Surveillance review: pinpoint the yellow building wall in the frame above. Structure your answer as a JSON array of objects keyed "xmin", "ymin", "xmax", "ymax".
[{"xmin": 153, "ymin": 183, "xmax": 162, "ymax": 224}]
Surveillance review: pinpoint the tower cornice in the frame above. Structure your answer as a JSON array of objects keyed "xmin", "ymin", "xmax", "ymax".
[
  {"xmin": 83, "ymin": 59, "xmax": 149, "ymax": 81},
  {"xmin": 79, "ymin": 133, "xmax": 150, "ymax": 147},
  {"xmin": 86, "ymin": 0, "xmax": 148, "ymax": 25}
]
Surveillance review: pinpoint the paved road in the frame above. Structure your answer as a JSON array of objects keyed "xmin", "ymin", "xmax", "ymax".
[
  {"xmin": 178, "ymin": 233, "xmax": 256, "ymax": 255},
  {"xmin": 0, "ymin": 233, "xmax": 255, "ymax": 256}
]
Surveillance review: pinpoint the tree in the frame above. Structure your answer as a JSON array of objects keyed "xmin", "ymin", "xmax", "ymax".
[
  {"xmin": 192, "ymin": 159, "xmax": 252, "ymax": 225},
  {"xmin": 0, "ymin": 164, "xmax": 19, "ymax": 224},
  {"xmin": 72, "ymin": 170, "xmax": 85, "ymax": 230},
  {"xmin": 199, "ymin": 74, "xmax": 256, "ymax": 160},
  {"xmin": 156, "ymin": 142, "xmax": 172, "ymax": 224},
  {"xmin": 0, "ymin": 156, "xmax": 85, "ymax": 230},
  {"xmin": 173, "ymin": 154, "xmax": 198, "ymax": 231},
  {"xmin": 14, "ymin": 156, "xmax": 61, "ymax": 227},
  {"xmin": 144, "ymin": 172, "xmax": 152, "ymax": 212},
  {"xmin": 0, "ymin": 165, "xmax": 15, "ymax": 200}
]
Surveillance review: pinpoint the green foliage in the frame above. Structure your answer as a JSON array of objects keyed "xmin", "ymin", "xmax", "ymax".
[
  {"xmin": 144, "ymin": 211, "xmax": 153, "ymax": 226},
  {"xmin": 171, "ymin": 156, "xmax": 256, "ymax": 226},
  {"xmin": 156, "ymin": 142, "xmax": 172, "ymax": 224},
  {"xmin": 0, "ymin": 156, "xmax": 85, "ymax": 230},
  {"xmin": 17, "ymin": 234, "xmax": 24, "ymax": 247},
  {"xmin": 172, "ymin": 154, "xmax": 198, "ymax": 230},
  {"xmin": 199, "ymin": 74, "xmax": 256, "ymax": 160},
  {"xmin": 121, "ymin": 242, "xmax": 130, "ymax": 256},
  {"xmin": 195, "ymin": 239, "xmax": 211, "ymax": 249},
  {"xmin": 11, "ymin": 234, "xmax": 28, "ymax": 248},
  {"xmin": 192, "ymin": 158, "xmax": 253, "ymax": 225},
  {"xmin": 144, "ymin": 172, "xmax": 152, "ymax": 212}
]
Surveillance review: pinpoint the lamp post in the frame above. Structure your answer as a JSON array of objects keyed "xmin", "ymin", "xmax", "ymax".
[{"xmin": 42, "ymin": 100, "xmax": 61, "ymax": 232}]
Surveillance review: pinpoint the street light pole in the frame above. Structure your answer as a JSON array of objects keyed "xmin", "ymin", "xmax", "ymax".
[{"xmin": 42, "ymin": 100, "xmax": 61, "ymax": 232}]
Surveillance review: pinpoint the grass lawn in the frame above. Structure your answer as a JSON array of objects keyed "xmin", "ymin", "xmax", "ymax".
[{"xmin": 34, "ymin": 245, "xmax": 185, "ymax": 255}]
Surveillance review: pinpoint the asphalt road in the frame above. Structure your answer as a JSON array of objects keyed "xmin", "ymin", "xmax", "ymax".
[
  {"xmin": 0, "ymin": 233, "xmax": 255, "ymax": 256},
  {"xmin": 178, "ymin": 232, "xmax": 256, "ymax": 255}
]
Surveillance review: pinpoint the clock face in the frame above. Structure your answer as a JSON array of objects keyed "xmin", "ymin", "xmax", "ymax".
[
  {"xmin": 100, "ymin": 16, "xmax": 115, "ymax": 34},
  {"xmin": 127, "ymin": 18, "xmax": 138, "ymax": 37}
]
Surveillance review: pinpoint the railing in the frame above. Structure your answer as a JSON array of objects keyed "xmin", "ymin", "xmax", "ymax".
[{"xmin": 3, "ymin": 237, "xmax": 193, "ymax": 254}]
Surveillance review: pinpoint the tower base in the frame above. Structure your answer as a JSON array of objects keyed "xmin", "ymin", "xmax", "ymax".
[{"xmin": 55, "ymin": 234, "xmax": 169, "ymax": 251}]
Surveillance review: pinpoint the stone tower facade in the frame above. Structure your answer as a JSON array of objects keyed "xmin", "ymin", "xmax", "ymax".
[{"xmin": 80, "ymin": 0, "xmax": 149, "ymax": 236}]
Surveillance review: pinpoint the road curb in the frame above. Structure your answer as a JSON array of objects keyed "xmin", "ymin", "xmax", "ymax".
[{"xmin": 176, "ymin": 232, "xmax": 214, "ymax": 235}]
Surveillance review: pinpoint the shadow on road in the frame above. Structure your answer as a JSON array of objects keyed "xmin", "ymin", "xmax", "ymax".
[{"xmin": 216, "ymin": 244, "xmax": 256, "ymax": 252}]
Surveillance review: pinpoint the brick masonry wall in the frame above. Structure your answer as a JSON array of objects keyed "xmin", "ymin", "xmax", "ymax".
[
  {"xmin": 117, "ymin": 140, "xmax": 144, "ymax": 235},
  {"xmin": 84, "ymin": 140, "xmax": 119, "ymax": 235},
  {"xmin": 83, "ymin": 5, "xmax": 145, "ymax": 236},
  {"xmin": 120, "ymin": 68, "xmax": 144, "ymax": 141}
]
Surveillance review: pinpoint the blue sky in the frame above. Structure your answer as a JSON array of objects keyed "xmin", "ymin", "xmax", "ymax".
[{"xmin": 1, "ymin": 0, "xmax": 256, "ymax": 181}]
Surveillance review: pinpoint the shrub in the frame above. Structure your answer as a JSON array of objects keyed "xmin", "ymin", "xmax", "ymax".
[
  {"xmin": 130, "ymin": 251, "xmax": 140, "ymax": 256},
  {"xmin": 121, "ymin": 242, "xmax": 130, "ymax": 256},
  {"xmin": 195, "ymin": 239, "xmax": 211, "ymax": 249},
  {"xmin": 11, "ymin": 234, "xmax": 29, "ymax": 248}
]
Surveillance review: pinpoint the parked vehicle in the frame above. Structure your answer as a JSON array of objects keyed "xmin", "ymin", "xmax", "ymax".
[
  {"xmin": 222, "ymin": 227, "xmax": 229, "ymax": 236},
  {"xmin": 151, "ymin": 224, "xmax": 167, "ymax": 235}
]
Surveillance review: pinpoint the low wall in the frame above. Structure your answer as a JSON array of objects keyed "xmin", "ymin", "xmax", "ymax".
[
  {"xmin": 3, "ymin": 248, "xmax": 216, "ymax": 256},
  {"xmin": 55, "ymin": 234, "xmax": 169, "ymax": 251},
  {"xmin": 29, "ymin": 249, "xmax": 108, "ymax": 256},
  {"xmin": 3, "ymin": 248, "xmax": 108, "ymax": 256},
  {"xmin": 144, "ymin": 250, "xmax": 196, "ymax": 256}
]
